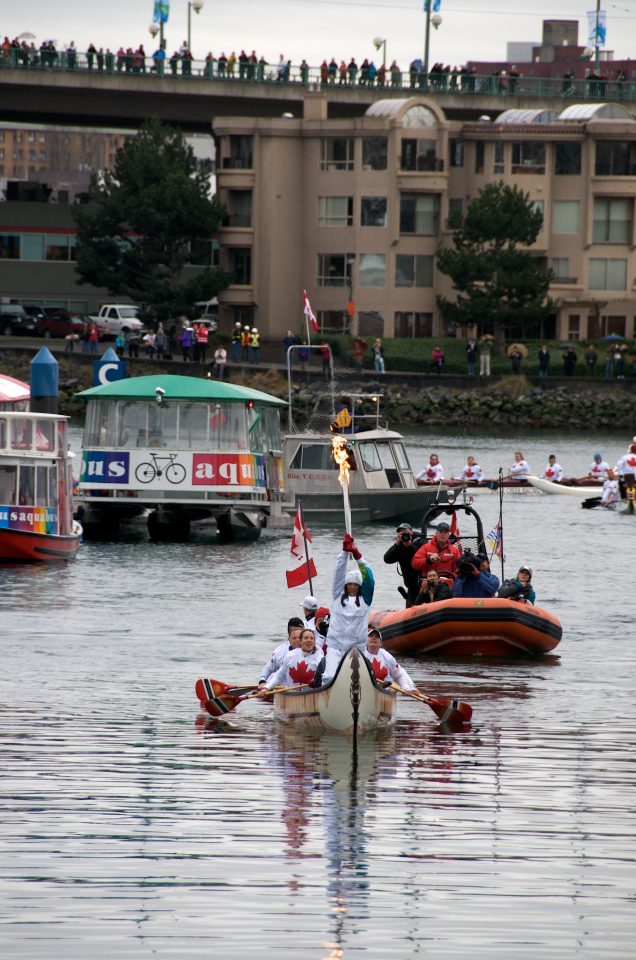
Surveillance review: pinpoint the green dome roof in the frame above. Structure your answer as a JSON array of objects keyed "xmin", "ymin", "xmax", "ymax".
[{"xmin": 77, "ymin": 374, "xmax": 286, "ymax": 407}]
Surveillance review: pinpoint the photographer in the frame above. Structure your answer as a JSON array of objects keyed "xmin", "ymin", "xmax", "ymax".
[
  {"xmin": 452, "ymin": 551, "xmax": 500, "ymax": 599},
  {"xmin": 384, "ymin": 522, "xmax": 424, "ymax": 607}
]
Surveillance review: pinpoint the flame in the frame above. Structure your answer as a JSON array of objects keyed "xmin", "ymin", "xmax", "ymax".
[{"xmin": 332, "ymin": 436, "xmax": 350, "ymax": 488}]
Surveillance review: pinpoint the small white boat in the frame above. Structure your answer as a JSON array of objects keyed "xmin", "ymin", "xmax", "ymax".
[
  {"xmin": 525, "ymin": 475, "xmax": 603, "ymax": 497},
  {"xmin": 271, "ymin": 648, "xmax": 396, "ymax": 738}
]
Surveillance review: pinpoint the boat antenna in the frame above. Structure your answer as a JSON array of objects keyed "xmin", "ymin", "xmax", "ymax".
[{"xmin": 498, "ymin": 467, "xmax": 505, "ymax": 581}]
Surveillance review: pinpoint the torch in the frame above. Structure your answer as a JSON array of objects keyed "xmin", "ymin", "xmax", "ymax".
[{"xmin": 332, "ymin": 436, "xmax": 352, "ymax": 535}]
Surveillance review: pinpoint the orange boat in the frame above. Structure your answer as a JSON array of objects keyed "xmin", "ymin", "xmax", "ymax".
[{"xmin": 369, "ymin": 598, "xmax": 562, "ymax": 658}]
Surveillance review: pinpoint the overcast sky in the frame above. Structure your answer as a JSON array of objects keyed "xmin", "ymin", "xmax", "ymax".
[{"xmin": 2, "ymin": 0, "xmax": 635, "ymax": 66}]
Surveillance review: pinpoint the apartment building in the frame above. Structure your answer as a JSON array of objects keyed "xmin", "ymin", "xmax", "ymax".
[{"xmin": 214, "ymin": 93, "xmax": 636, "ymax": 342}]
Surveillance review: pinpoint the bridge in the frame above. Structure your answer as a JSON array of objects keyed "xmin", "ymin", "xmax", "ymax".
[{"xmin": 1, "ymin": 56, "xmax": 634, "ymax": 132}]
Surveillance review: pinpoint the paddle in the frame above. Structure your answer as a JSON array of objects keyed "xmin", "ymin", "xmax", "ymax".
[
  {"xmin": 391, "ymin": 683, "xmax": 473, "ymax": 724},
  {"xmin": 195, "ymin": 677, "xmax": 314, "ymax": 718},
  {"xmin": 581, "ymin": 496, "xmax": 602, "ymax": 510}
]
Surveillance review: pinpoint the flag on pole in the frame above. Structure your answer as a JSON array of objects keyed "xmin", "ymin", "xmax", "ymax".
[
  {"xmin": 303, "ymin": 289, "xmax": 318, "ymax": 333},
  {"xmin": 587, "ymin": 10, "xmax": 607, "ymax": 48},
  {"xmin": 423, "ymin": 0, "xmax": 442, "ymax": 11},
  {"xmin": 153, "ymin": 1, "xmax": 170, "ymax": 25},
  {"xmin": 487, "ymin": 523, "xmax": 505, "ymax": 560},
  {"xmin": 286, "ymin": 504, "xmax": 318, "ymax": 588},
  {"xmin": 449, "ymin": 511, "xmax": 460, "ymax": 546}
]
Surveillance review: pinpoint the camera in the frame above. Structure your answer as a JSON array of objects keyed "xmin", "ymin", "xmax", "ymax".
[
  {"xmin": 458, "ymin": 548, "xmax": 480, "ymax": 575},
  {"xmin": 401, "ymin": 532, "xmax": 412, "ymax": 542}
]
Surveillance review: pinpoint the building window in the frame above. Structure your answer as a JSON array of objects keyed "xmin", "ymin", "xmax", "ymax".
[
  {"xmin": 318, "ymin": 196, "xmax": 353, "ymax": 227},
  {"xmin": 317, "ymin": 253, "xmax": 353, "ymax": 287},
  {"xmin": 531, "ymin": 200, "xmax": 545, "ymax": 226},
  {"xmin": 360, "ymin": 197, "xmax": 387, "ymax": 227},
  {"xmin": 28, "ymin": 132, "xmax": 35, "ymax": 143},
  {"xmin": 0, "ymin": 148, "xmax": 3, "ymax": 160},
  {"xmin": 399, "ymin": 193, "xmax": 439, "ymax": 235},
  {"xmin": 551, "ymin": 258, "xmax": 571, "ymax": 282},
  {"xmin": 320, "ymin": 138, "xmax": 354, "ymax": 171},
  {"xmin": 511, "ymin": 142, "xmax": 545, "ymax": 174},
  {"xmin": 494, "ymin": 141, "xmax": 505, "ymax": 174},
  {"xmin": 0, "ymin": 234, "xmax": 20, "ymax": 259},
  {"xmin": 595, "ymin": 141, "xmax": 636, "ymax": 176},
  {"xmin": 555, "ymin": 142, "xmax": 581, "ymax": 175},
  {"xmin": 449, "ymin": 139, "xmax": 464, "ymax": 168},
  {"xmin": 601, "ymin": 315, "xmax": 626, "ymax": 337},
  {"xmin": 39, "ymin": 150, "xmax": 47, "ymax": 161},
  {"xmin": 593, "ymin": 198, "xmax": 632, "ymax": 244},
  {"xmin": 394, "ymin": 311, "xmax": 433, "ymax": 338},
  {"xmin": 401, "ymin": 138, "xmax": 439, "ymax": 172},
  {"xmin": 230, "ymin": 248, "xmax": 252, "ymax": 285},
  {"xmin": 362, "ymin": 137, "xmax": 387, "ymax": 170},
  {"xmin": 448, "ymin": 198, "xmax": 463, "ymax": 228},
  {"xmin": 567, "ymin": 315, "xmax": 580, "ymax": 340},
  {"xmin": 223, "ymin": 135, "xmax": 253, "ymax": 169},
  {"xmin": 589, "ymin": 258, "xmax": 627, "ymax": 291},
  {"xmin": 359, "ymin": 254, "xmax": 386, "ymax": 287},
  {"xmin": 358, "ymin": 311, "xmax": 384, "ymax": 335},
  {"xmin": 474, "ymin": 141, "xmax": 484, "ymax": 174},
  {"xmin": 552, "ymin": 200, "xmax": 580, "ymax": 234},
  {"xmin": 317, "ymin": 309, "xmax": 347, "ymax": 333},
  {"xmin": 225, "ymin": 190, "xmax": 252, "ymax": 228},
  {"xmin": 45, "ymin": 236, "xmax": 74, "ymax": 261},
  {"xmin": 395, "ymin": 254, "xmax": 433, "ymax": 287},
  {"xmin": 28, "ymin": 149, "xmax": 36, "ymax": 161},
  {"xmin": 21, "ymin": 234, "xmax": 45, "ymax": 260}
]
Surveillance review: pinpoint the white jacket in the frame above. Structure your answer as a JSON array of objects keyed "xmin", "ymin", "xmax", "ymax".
[
  {"xmin": 265, "ymin": 647, "xmax": 324, "ymax": 689},
  {"xmin": 259, "ymin": 640, "xmax": 292, "ymax": 683},
  {"xmin": 460, "ymin": 462, "xmax": 484, "ymax": 481},
  {"xmin": 542, "ymin": 462, "xmax": 563, "ymax": 482},
  {"xmin": 509, "ymin": 459, "xmax": 530, "ymax": 477},
  {"xmin": 363, "ymin": 647, "xmax": 415, "ymax": 690},
  {"xmin": 326, "ymin": 551, "xmax": 375, "ymax": 654}
]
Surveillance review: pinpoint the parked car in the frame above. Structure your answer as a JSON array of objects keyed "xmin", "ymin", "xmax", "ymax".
[
  {"xmin": 0, "ymin": 303, "xmax": 38, "ymax": 336},
  {"xmin": 88, "ymin": 304, "xmax": 144, "ymax": 338},
  {"xmin": 36, "ymin": 309, "xmax": 87, "ymax": 339},
  {"xmin": 193, "ymin": 298, "xmax": 218, "ymax": 333}
]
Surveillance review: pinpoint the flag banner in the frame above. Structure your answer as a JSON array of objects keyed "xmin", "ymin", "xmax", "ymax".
[
  {"xmin": 153, "ymin": 1, "xmax": 170, "ymax": 25},
  {"xmin": 286, "ymin": 504, "xmax": 317, "ymax": 588},
  {"xmin": 587, "ymin": 10, "xmax": 606, "ymax": 48},
  {"xmin": 423, "ymin": 0, "xmax": 442, "ymax": 12},
  {"xmin": 486, "ymin": 523, "xmax": 505, "ymax": 560},
  {"xmin": 449, "ymin": 511, "xmax": 461, "ymax": 546},
  {"xmin": 303, "ymin": 289, "xmax": 319, "ymax": 333}
]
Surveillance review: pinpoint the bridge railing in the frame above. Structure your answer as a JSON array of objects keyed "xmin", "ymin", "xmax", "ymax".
[{"xmin": 1, "ymin": 47, "xmax": 635, "ymax": 103}]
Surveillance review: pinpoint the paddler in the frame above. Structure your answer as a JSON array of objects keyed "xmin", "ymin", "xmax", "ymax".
[
  {"xmin": 509, "ymin": 451, "xmax": 530, "ymax": 478},
  {"xmin": 364, "ymin": 628, "xmax": 416, "ymax": 691},
  {"xmin": 258, "ymin": 622, "xmax": 303, "ymax": 687},
  {"xmin": 600, "ymin": 468, "xmax": 620, "ymax": 507},
  {"xmin": 259, "ymin": 628, "xmax": 324, "ymax": 691},
  {"xmin": 460, "ymin": 456, "xmax": 484, "ymax": 482},
  {"xmin": 320, "ymin": 534, "xmax": 375, "ymax": 684},
  {"xmin": 588, "ymin": 453, "xmax": 610, "ymax": 480},
  {"xmin": 300, "ymin": 595, "xmax": 320, "ymax": 638},
  {"xmin": 541, "ymin": 454, "xmax": 563, "ymax": 483},
  {"xmin": 415, "ymin": 453, "xmax": 444, "ymax": 484}
]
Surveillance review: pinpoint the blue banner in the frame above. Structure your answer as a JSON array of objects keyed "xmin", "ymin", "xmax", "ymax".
[
  {"xmin": 423, "ymin": 0, "xmax": 442, "ymax": 11},
  {"xmin": 153, "ymin": 1, "xmax": 170, "ymax": 25},
  {"xmin": 587, "ymin": 10, "xmax": 606, "ymax": 48}
]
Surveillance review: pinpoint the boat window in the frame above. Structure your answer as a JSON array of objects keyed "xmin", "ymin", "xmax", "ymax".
[
  {"xmin": 48, "ymin": 465, "xmax": 57, "ymax": 505},
  {"xmin": 392, "ymin": 442, "xmax": 411, "ymax": 472},
  {"xmin": 248, "ymin": 406, "xmax": 265, "ymax": 453},
  {"xmin": 84, "ymin": 400, "xmax": 105, "ymax": 447},
  {"xmin": 209, "ymin": 403, "xmax": 248, "ymax": 451},
  {"xmin": 10, "ymin": 418, "xmax": 33, "ymax": 450},
  {"xmin": 376, "ymin": 443, "xmax": 397, "ymax": 470},
  {"xmin": 35, "ymin": 420, "xmax": 54, "ymax": 451},
  {"xmin": 291, "ymin": 444, "xmax": 338, "ymax": 470},
  {"xmin": 0, "ymin": 465, "xmax": 17, "ymax": 504},
  {"xmin": 116, "ymin": 402, "xmax": 145, "ymax": 447},
  {"xmin": 0, "ymin": 419, "xmax": 6, "ymax": 449},
  {"xmin": 148, "ymin": 403, "xmax": 177, "ymax": 448},
  {"xmin": 35, "ymin": 466, "xmax": 48, "ymax": 505},
  {"xmin": 18, "ymin": 465, "xmax": 34, "ymax": 504},
  {"xmin": 177, "ymin": 402, "xmax": 209, "ymax": 449},
  {"xmin": 359, "ymin": 442, "xmax": 382, "ymax": 472}
]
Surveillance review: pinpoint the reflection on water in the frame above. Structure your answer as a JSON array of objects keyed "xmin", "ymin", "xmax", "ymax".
[{"xmin": 1, "ymin": 426, "xmax": 635, "ymax": 957}]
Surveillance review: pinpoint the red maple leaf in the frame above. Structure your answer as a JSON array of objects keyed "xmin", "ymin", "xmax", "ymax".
[
  {"xmin": 289, "ymin": 660, "xmax": 316, "ymax": 684},
  {"xmin": 371, "ymin": 658, "xmax": 389, "ymax": 681}
]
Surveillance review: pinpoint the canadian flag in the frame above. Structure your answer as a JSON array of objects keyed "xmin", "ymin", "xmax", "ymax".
[
  {"xmin": 303, "ymin": 289, "xmax": 318, "ymax": 332},
  {"xmin": 450, "ymin": 511, "xmax": 461, "ymax": 546},
  {"xmin": 286, "ymin": 504, "xmax": 318, "ymax": 588}
]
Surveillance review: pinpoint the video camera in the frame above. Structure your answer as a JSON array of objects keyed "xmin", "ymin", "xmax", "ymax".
[{"xmin": 457, "ymin": 548, "xmax": 481, "ymax": 575}]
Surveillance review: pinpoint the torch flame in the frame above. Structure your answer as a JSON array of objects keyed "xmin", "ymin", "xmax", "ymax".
[{"xmin": 332, "ymin": 435, "xmax": 350, "ymax": 488}]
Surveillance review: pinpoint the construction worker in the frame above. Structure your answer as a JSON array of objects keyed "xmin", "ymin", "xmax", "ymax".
[
  {"xmin": 249, "ymin": 326, "xmax": 260, "ymax": 363},
  {"xmin": 241, "ymin": 325, "xmax": 251, "ymax": 361},
  {"xmin": 231, "ymin": 322, "xmax": 242, "ymax": 362}
]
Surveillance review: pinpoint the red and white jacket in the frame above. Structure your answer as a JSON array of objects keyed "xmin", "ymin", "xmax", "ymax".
[
  {"xmin": 509, "ymin": 459, "xmax": 530, "ymax": 477},
  {"xmin": 364, "ymin": 647, "xmax": 415, "ymax": 690},
  {"xmin": 542, "ymin": 462, "xmax": 563, "ymax": 482},
  {"xmin": 416, "ymin": 462, "xmax": 444, "ymax": 482},
  {"xmin": 461, "ymin": 462, "xmax": 484, "ymax": 481},
  {"xmin": 265, "ymin": 648, "xmax": 324, "ymax": 689},
  {"xmin": 615, "ymin": 452, "xmax": 636, "ymax": 478},
  {"xmin": 589, "ymin": 459, "xmax": 610, "ymax": 479}
]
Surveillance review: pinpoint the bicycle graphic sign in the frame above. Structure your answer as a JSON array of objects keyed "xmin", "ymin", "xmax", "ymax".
[{"xmin": 80, "ymin": 450, "xmax": 267, "ymax": 492}]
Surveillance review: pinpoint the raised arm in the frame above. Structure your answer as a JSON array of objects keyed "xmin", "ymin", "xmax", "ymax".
[{"xmin": 332, "ymin": 550, "xmax": 349, "ymax": 601}]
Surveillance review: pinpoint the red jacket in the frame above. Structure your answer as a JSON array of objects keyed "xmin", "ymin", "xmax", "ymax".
[{"xmin": 412, "ymin": 536, "xmax": 461, "ymax": 575}]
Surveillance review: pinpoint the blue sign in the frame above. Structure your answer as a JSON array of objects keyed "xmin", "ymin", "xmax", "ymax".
[
  {"xmin": 81, "ymin": 451, "xmax": 130, "ymax": 484},
  {"xmin": 93, "ymin": 347, "xmax": 127, "ymax": 387}
]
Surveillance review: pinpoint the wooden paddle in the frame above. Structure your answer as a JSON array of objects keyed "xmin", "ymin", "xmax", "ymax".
[
  {"xmin": 391, "ymin": 683, "xmax": 473, "ymax": 724},
  {"xmin": 195, "ymin": 677, "xmax": 314, "ymax": 718}
]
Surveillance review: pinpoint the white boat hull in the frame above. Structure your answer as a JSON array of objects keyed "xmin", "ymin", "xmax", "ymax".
[
  {"xmin": 272, "ymin": 648, "xmax": 396, "ymax": 737},
  {"xmin": 525, "ymin": 476, "xmax": 602, "ymax": 497}
]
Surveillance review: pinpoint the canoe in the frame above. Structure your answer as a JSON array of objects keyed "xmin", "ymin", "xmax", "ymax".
[
  {"xmin": 525, "ymin": 475, "xmax": 602, "ymax": 497},
  {"xmin": 272, "ymin": 647, "xmax": 396, "ymax": 738},
  {"xmin": 369, "ymin": 598, "xmax": 562, "ymax": 658},
  {"xmin": 444, "ymin": 478, "xmax": 542, "ymax": 496}
]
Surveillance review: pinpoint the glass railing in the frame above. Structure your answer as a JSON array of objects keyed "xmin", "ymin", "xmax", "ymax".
[{"xmin": 1, "ymin": 48, "xmax": 635, "ymax": 102}]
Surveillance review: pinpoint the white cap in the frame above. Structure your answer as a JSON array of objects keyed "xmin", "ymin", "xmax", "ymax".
[
  {"xmin": 518, "ymin": 564, "xmax": 532, "ymax": 576},
  {"xmin": 345, "ymin": 569, "xmax": 363, "ymax": 586},
  {"xmin": 300, "ymin": 596, "xmax": 318, "ymax": 611},
  {"xmin": 251, "ymin": 327, "xmax": 258, "ymax": 332}
]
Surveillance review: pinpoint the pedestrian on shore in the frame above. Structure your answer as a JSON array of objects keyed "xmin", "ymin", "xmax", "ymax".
[
  {"xmin": 351, "ymin": 337, "xmax": 368, "ymax": 373},
  {"xmin": 584, "ymin": 344, "xmax": 598, "ymax": 375},
  {"xmin": 432, "ymin": 345, "xmax": 444, "ymax": 374},
  {"xmin": 373, "ymin": 338, "xmax": 385, "ymax": 373},
  {"xmin": 537, "ymin": 344, "xmax": 550, "ymax": 377},
  {"xmin": 479, "ymin": 336, "xmax": 492, "ymax": 376},
  {"xmin": 283, "ymin": 329, "xmax": 297, "ymax": 364},
  {"xmin": 231, "ymin": 322, "xmax": 242, "ymax": 362},
  {"xmin": 320, "ymin": 342, "xmax": 332, "ymax": 381},
  {"xmin": 212, "ymin": 345, "xmax": 227, "ymax": 378},
  {"xmin": 466, "ymin": 338, "xmax": 478, "ymax": 376},
  {"xmin": 604, "ymin": 347, "xmax": 615, "ymax": 379}
]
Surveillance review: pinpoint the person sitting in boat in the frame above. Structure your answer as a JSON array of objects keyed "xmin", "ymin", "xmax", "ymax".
[
  {"xmin": 509, "ymin": 451, "xmax": 530, "ymax": 478},
  {"xmin": 300, "ymin": 595, "xmax": 320, "ymax": 638},
  {"xmin": 541, "ymin": 455, "xmax": 563, "ymax": 483},
  {"xmin": 414, "ymin": 569, "xmax": 452, "ymax": 605},
  {"xmin": 588, "ymin": 453, "xmax": 610, "ymax": 480},
  {"xmin": 615, "ymin": 443, "xmax": 636, "ymax": 498},
  {"xmin": 260, "ymin": 628, "xmax": 325, "ymax": 691},
  {"xmin": 452, "ymin": 551, "xmax": 500, "ymax": 599},
  {"xmin": 258, "ymin": 621, "xmax": 303, "ymax": 687},
  {"xmin": 460, "ymin": 456, "xmax": 484, "ymax": 483},
  {"xmin": 314, "ymin": 606, "xmax": 330, "ymax": 650},
  {"xmin": 498, "ymin": 565, "xmax": 536, "ymax": 605},
  {"xmin": 364, "ymin": 628, "xmax": 416, "ymax": 691},
  {"xmin": 411, "ymin": 521, "xmax": 462, "ymax": 579},
  {"xmin": 384, "ymin": 522, "xmax": 425, "ymax": 607},
  {"xmin": 415, "ymin": 453, "xmax": 444, "ymax": 485},
  {"xmin": 320, "ymin": 535, "xmax": 375, "ymax": 684},
  {"xmin": 600, "ymin": 469, "xmax": 620, "ymax": 508}
]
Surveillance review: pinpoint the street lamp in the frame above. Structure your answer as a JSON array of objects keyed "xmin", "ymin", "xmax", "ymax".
[
  {"xmin": 423, "ymin": 6, "xmax": 443, "ymax": 78},
  {"xmin": 373, "ymin": 36, "xmax": 387, "ymax": 67},
  {"xmin": 187, "ymin": 0, "xmax": 204, "ymax": 52},
  {"xmin": 148, "ymin": 20, "xmax": 164, "ymax": 50}
]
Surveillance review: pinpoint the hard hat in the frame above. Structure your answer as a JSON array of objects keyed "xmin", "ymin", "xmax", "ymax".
[
  {"xmin": 251, "ymin": 327, "xmax": 258, "ymax": 333},
  {"xmin": 345, "ymin": 569, "xmax": 363, "ymax": 586}
]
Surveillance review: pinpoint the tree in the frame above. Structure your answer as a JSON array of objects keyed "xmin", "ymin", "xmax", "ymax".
[
  {"xmin": 436, "ymin": 181, "xmax": 553, "ymax": 343},
  {"xmin": 74, "ymin": 120, "xmax": 229, "ymax": 322}
]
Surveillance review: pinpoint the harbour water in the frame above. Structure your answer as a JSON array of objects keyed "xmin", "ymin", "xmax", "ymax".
[{"xmin": 1, "ymin": 427, "xmax": 635, "ymax": 958}]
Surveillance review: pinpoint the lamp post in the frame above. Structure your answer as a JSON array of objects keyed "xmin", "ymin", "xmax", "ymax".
[
  {"xmin": 593, "ymin": 0, "xmax": 601, "ymax": 72},
  {"xmin": 423, "ymin": 6, "xmax": 442, "ymax": 78},
  {"xmin": 148, "ymin": 20, "xmax": 163, "ymax": 50},
  {"xmin": 373, "ymin": 36, "xmax": 387, "ymax": 67},
  {"xmin": 187, "ymin": 0, "xmax": 204, "ymax": 52}
]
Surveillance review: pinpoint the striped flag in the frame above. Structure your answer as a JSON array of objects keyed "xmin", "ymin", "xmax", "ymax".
[
  {"xmin": 286, "ymin": 504, "xmax": 317, "ymax": 588},
  {"xmin": 487, "ymin": 523, "xmax": 505, "ymax": 560},
  {"xmin": 303, "ymin": 290, "xmax": 318, "ymax": 333}
]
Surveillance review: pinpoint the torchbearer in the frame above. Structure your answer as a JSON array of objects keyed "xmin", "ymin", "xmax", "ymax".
[{"xmin": 320, "ymin": 533, "xmax": 374, "ymax": 684}]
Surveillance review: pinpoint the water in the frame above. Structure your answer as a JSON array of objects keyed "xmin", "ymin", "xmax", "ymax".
[{"xmin": 1, "ymin": 427, "xmax": 635, "ymax": 958}]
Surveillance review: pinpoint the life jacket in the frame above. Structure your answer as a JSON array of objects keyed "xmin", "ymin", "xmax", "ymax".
[
  {"xmin": 232, "ymin": 328, "xmax": 242, "ymax": 343},
  {"xmin": 195, "ymin": 325, "xmax": 208, "ymax": 345},
  {"xmin": 241, "ymin": 330, "xmax": 251, "ymax": 347},
  {"xmin": 250, "ymin": 331, "xmax": 260, "ymax": 348}
]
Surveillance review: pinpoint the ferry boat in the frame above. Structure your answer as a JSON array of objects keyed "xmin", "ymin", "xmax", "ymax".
[
  {"xmin": 0, "ymin": 411, "xmax": 81, "ymax": 561},
  {"xmin": 75, "ymin": 374, "xmax": 287, "ymax": 541},
  {"xmin": 283, "ymin": 393, "xmax": 448, "ymax": 525}
]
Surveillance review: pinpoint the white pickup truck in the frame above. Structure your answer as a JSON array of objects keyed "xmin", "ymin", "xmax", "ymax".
[{"xmin": 89, "ymin": 304, "xmax": 144, "ymax": 338}]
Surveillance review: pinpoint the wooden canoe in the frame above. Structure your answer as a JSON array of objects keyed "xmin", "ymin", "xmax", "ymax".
[{"xmin": 271, "ymin": 647, "xmax": 396, "ymax": 738}]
